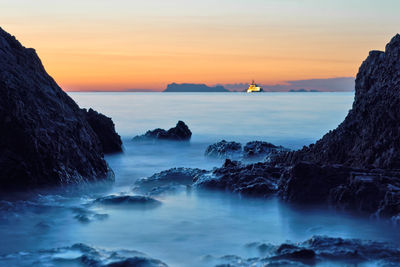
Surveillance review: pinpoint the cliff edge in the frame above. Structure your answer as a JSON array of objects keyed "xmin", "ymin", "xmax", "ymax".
[{"xmin": 0, "ymin": 27, "xmax": 121, "ymax": 190}]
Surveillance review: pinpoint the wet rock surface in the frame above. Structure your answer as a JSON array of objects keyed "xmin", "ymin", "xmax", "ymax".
[
  {"xmin": 0, "ymin": 27, "xmax": 118, "ymax": 190},
  {"xmin": 134, "ymin": 167, "xmax": 206, "ymax": 194},
  {"xmin": 194, "ymin": 159, "xmax": 283, "ymax": 197},
  {"xmin": 213, "ymin": 235, "xmax": 400, "ymax": 266},
  {"xmin": 82, "ymin": 108, "xmax": 122, "ymax": 154},
  {"xmin": 133, "ymin": 121, "xmax": 192, "ymax": 141},
  {"xmin": 205, "ymin": 140, "xmax": 242, "ymax": 159},
  {"xmin": 205, "ymin": 140, "xmax": 289, "ymax": 161},
  {"xmin": 0, "ymin": 243, "xmax": 168, "ymax": 267},
  {"xmin": 243, "ymin": 141, "xmax": 284, "ymax": 159}
]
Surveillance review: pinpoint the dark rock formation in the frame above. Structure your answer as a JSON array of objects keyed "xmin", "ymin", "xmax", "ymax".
[
  {"xmin": 279, "ymin": 162, "xmax": 352, "ymax": 203},
  {"xmin": 164, "ymin": 83, "xmax": 229, "ymax": 92},
  {"xmin": 194, "ymin": 159, "xmax": 282, "ymax": 197},
  {"xmin": 204, "ymin": 140, "xmax": 289, "ymax": 161},
  {"xmin": 330, "ymin": 169, "xmax": 400, "ymax": 218},
  {"xmin": 94, "ymin": 195, "xmax": 161, "ymax": 208},
  {"xmin": 243, "ymin": 141, "xmax": 285, "ymax": 159},
  {"xmin": 133, "ymin": 121, "xmax": 192, "ymax": 141},
  {"xmin": 82, "ymin": 108, "xmax": 122, "ymax": 154},
  {"xmin": 286, "ymin": 34, "xmax": 400, "ymax": 169},
  {"xmin": 204, "ymin": 140, "xmax": 242, "ymax": 159},
  {"xmin": 215, "ymin": 236, "xmax": 400, "ymax": 266},
  {"xmin": 0, "ymin": 27, "xmax": 116, "ymax": 190},
  {"xmin": 134, "ymin": 167, "xmax": 206, "ymax": 194}
]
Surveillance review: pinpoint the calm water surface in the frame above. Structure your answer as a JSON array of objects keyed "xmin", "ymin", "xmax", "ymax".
[{"xmin": 1, "ymin": 92, "xmax": 398, "ymax": 266}]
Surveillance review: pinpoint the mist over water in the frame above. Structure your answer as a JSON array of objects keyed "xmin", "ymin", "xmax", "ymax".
[{"xmin": 2, "ymin": 92, "xmax": 398, "ymax": 267}]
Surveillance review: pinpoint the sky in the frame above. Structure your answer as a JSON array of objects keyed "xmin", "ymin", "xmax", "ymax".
[{"xmin": 1, "ymin": 0, "xmax": 400, "ymax": 91}]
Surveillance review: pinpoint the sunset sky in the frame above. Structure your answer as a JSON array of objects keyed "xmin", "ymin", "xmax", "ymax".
[{"xmin": 2, "ymin": 0, "xmax": 400, "ymax": 91}]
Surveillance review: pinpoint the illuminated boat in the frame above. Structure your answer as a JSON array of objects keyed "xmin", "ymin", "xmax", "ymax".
[{"xmin": 247, "ymin": 80, "xmax": 264, "ymax": 93}]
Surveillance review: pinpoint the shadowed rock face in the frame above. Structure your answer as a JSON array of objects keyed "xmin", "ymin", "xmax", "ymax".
[
  {"xmin": 0, "ymin": 27, "xmax": 116, "ymax": 190},
  {"xmin": 286, "ymin": 34, "xmax": 400, "ymax": 169},
  {"xmin": 82, "ymin": 108, "xmax": 122, "ymax": 154}
]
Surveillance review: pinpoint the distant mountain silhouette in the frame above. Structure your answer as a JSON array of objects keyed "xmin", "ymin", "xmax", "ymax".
[{"xmin": 164, "ymin": 83, "xmax": 229, "ymax": 92}]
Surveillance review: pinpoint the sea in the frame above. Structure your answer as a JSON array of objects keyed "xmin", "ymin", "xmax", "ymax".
[{"xmin": 1, "ymin": 92, "xmax": 398, "ymax": 267}]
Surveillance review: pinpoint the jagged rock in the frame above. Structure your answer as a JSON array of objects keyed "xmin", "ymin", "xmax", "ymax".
[
  {"xmin": 133, "ymin": 121, "xmax": 192, "ymax": 141},
  {"xmin": 285, "ymin": 34, "xmax": 400, "ymax": 169},
  {"xmin": 204, "ymin": 140, "xmax": 242, "ymax": 159},
  {"xmin": 134, "ymin": 167, "xmax": 206, "ymax": 194},
  {"xmin": 82, "ymin": 108, "xmax": 122, "ymax": 154},
  {"xmin": 0, "ymin": 27, "xmax": 115, "ymax": 191},
  {"xmin": 194, "ymin": 159, "xmax": 282, "ymax": 197}
]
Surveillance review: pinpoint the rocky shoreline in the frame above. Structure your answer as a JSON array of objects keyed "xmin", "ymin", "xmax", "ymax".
[{"xmin": 131, "ymin": 34, "xmax": 400, "ymax": 224}]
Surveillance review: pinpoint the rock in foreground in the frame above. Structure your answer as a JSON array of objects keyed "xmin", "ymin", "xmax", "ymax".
[
  {"xmin": 133, "ymin": 121, "xmax": 192, "ymax": 141},
  {"xmin": 0, "ymin": 27, "xmax": 117, "ymax": 190},
  {"xmin": 0, "ymin": 243, "xmax": 168, "ymax": 267},
  {"xmin": 214, "ymin": 236, "xmax": 400, "ymax": 266}
]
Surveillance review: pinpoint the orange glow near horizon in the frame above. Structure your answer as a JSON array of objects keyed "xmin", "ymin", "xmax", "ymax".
[{"xmin": 2, "ymin": 0, "xmax": 400, "ymax": 91}]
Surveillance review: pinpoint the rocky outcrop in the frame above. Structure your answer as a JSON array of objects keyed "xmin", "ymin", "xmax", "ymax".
[
  {"xmin": 133, "ymin": 121, "xmax": 192, "ymax": 141},
  {"xmin": 0, "ymin": 27, "xmax": 117, "ymax": 190},
  {"xmin": 194, "ymin": 159, "xmax": 283, "ymax": 197},
  {"xmin": 215, "ymin": 236, "xmax": 400, "ymax": 266},
  {"xmin": 204, "ymin": 140, "xmax": 289, "ymax": 161},
  {"xmin": 204, "ymin": 140, "xmax": 242, "ymax": 159},
  {"xmin": 82, "ymin": 108, "xmax": 122, "ymax": 154},
  {"xmin": 285, "ymin": 34, "xmax": 400, "ymax": 169}
]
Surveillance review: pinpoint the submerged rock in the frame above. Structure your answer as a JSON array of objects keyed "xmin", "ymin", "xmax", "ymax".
[
  {"xmin": 94, "ymin": 195, "xmax": 161, "ymax": 207},
  {"xmin": 204, "ymin": 140, "xmax": 242, "ymax": 159},
  {"xmin": 194, "ymin": 159, "xmax": 282, "ymax": 197},
  {"xmin": 0, "ymin": 27, "xmax": 117, "ymax": 190},
  {"xmin": 214, "ymin": 235, "xmax": 400, "ymax": 266},
  {"xmin": 134, "ymin": 167, "xmax": 206, "ymax": 194},
  {"xmin": 82, "ymin": 108, "xmax": 122, "ymax": 154},
  {"xmin": 0, "ymin": 243, "xmax": 168, "ymax": 267},
  {"xmin": 133, "ymin": 121, "xmax": 192, "ymax": 141}
]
